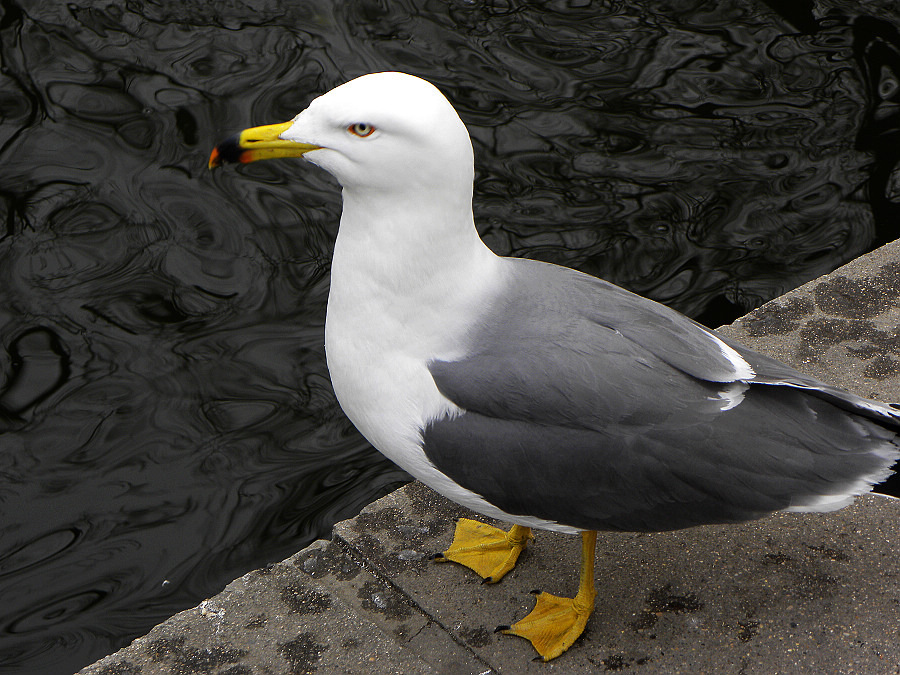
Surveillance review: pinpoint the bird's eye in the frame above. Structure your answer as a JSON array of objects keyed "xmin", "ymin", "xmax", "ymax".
[{"xmin": 348, "ymin": 123, "xmax": 375, "ymax": 137}]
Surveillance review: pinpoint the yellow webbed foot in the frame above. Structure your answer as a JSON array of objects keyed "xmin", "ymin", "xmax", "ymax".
[
  {"xmin": 434, "ymin": 518, "xmax": 533, "ymax": 583},
  {"xmin": 499, "ymin": 530, "xmax": 598, "ymax": 661},
  {"xmin": 499, "ymin": 589, "xmax": 594, "ymax": 661}
]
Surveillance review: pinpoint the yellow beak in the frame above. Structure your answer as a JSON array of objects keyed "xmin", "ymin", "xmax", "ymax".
[{"xmin": 208, "ymin": 121, "xmax": 320, "ymax": 169}]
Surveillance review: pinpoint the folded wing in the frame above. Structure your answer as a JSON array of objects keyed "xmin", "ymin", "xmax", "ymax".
[{"xmin": 422, "ymin": 259, "xmax": 900, "ymax": 532}]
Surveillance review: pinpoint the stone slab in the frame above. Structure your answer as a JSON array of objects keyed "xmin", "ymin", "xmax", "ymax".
[
  {"xmin": 81, "ymin": 238, "xmax": 900, "ymax": 674},
  {"xmin": 79, "ymin": 540, "xmax": 449, "ymax": 675}
]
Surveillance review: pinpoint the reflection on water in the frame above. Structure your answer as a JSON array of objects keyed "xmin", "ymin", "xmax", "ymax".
[{"xmin": 0, "ymin": 0, "xmax": 898, "ymax": 672}]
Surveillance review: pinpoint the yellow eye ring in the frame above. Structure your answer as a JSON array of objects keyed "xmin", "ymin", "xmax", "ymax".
[{"xmin": 348, "ymin": 122, "xmax": 375, "ymax": 137}]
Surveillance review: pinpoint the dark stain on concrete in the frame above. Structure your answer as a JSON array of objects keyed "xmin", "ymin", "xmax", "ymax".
[
  {"xmin": 839, "ymin": 323, "xmax": 900, "ymax": 375},
  {"xmin": 281, "ymin": 583, "xmax": 331, "ymax": 615},
  {"xmin": 877, "ymin": 260, "xmax": 900, "ymax": 293},
  {"xmin": 794, "ymin": 317, "xmax": 900, "ymax": 364},
  {"xmin": 740, "ymin": 259, "xmax": 900, "ymax": 377},
  {"xmin": 646, "ymin": 584, "xmax": 702, "ymax": 613},
  {"xmin": 353, "ymin": 505, "xmax": 406, "ymax": 534},
  {"xmin": 219, "ymin": 666, "xmax": 253, "ymax": 675},
  {"xmin": 343, "ymin": 489, "xmax": 489, "ymax": 576},
  {"xmin": 350, "ymin": 533, "xmax": 386, "ymax": 562},
  {"xmin": 175, "ymin": 645, "xmax": 246, "ymax": 674},
  {"xmin": 459, "ymin": 625, "xmax": 493, "ymax": 647},
  {"xmin": 591, "ymin": 654, "xmax": 651, "ymax": 670},
  {"xmin": 741, "ymin": 297, "xmax": 815, "ymax": 336},
  {"xmin": 351, "ymin": 507, "xmax": 442, "ymax": 574},
  {"xmin": 425, "ymin": 516, "xmax": 452, "ymax": 536},
  {"xmin": 405, "ymin": 481, "xmax": 469, "ymax": 522},
  {"xmin": 95, "ymin": 661, "xmax": 142, "ymax": 675},
  {"xmin": 798, "ymin": 317, "xmax": 873, "ymax": 352},
  {"xmin": 795, "ymin": 570, "xmax": 839, "ymax": 599},
  {"xmin": 354, "ymin": 499, "xmax": 456, "ymax": 553},
  {"xmin": 763, "ymin": 552, "xmax": 793, "ymax": 565},
  {"xmin": 279, "ymin": 632, "xmax": 327, "ymax": 674},
  {"xmin": 629, "ymin": 611, "xmax": 658, "ymax": 632},
  {"xmin": 144, "ymin": 637, "xmax": 246, "ymax": 674},
  {"xmin": 602, "ymin": 653, "xmax": 651, "ymax": 670},
  {"xmin": 295, "ymin": 541, "xmax": 361, "ymax": 582},
  {"xmin": 346, "ymin": 530, "xmax": 431, "ymax": 576},
  {"xmin": 146, "ymin": 637, "xmax": 181, "ymax": 662},
  {"xmin": 854, "ymin": 327, "xmax": 900, "ymax": 353},
  {"xmin": 737, "ymin": 619, "xmax": 760, "ymax": 642},
  {"xmin": 244, "ymin": 613, "xmax": 267, "ymax": 629},
  {"xmin": 847, "ymin": 343, "xmax": 887, "ymax": 357},
  {"xmin": 814, "ymin": 276, "xmax": 893, "ymax": 320},
  {"xmin": 601, "ymin": 653, "xmax": 630, "ymax": 670},
  {"xmin": 357, "ymin": 580, "xmax": 414, "ymax": 619},
  {"xmin": 808, "ymin": 544, "xmax": 847, "ymax": 561},
  {"xmin": 865, "ymin": 353, "xmax": 900, "ymax": 379},
  {"xmin": 396, "ymin": 520, "xmax": 449, "ymax": 544}
]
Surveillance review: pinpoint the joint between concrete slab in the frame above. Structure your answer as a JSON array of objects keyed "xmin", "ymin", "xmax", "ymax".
[{"xmin": 331, "ymin": 528, "xmax": 500, "ymax": 674}]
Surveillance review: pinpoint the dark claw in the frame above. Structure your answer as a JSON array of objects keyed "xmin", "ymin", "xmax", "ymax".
[
  {"xmin": 481, "ymin": 576, "xmax": 493, "ymax": 584},
  {"xmin": 495, "ymin": 624, "xmax": 511, "ymax": 633},
  {"xmin": 430, "ymin": 552, "xmax": 445, "ymax": 560},
  {"xmin": 530, "ymin": 589, "xmax": 542, "ymax": 595},
  {"xmin": 532, "ymin": 656, "xmax": 546, "ymax": 663}
]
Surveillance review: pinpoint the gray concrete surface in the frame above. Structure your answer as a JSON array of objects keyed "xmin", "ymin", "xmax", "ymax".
[{"xmin": 81, "ymin": 239, "xmax": 900, "ymax": 675}]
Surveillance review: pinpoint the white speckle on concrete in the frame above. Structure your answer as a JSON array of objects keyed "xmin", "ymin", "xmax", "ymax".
[{"xmin": 198, "ymin": 599, "xmax": 224, "ymax": 618}]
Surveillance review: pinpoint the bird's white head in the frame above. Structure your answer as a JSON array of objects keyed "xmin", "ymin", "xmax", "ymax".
[
  {"xmin": 210, "ymin": 72, "xmax": 475, "ymax": 200},
  {"xmin": 210, "ymin": 72, "xmax": 494, "ymax": 288}
]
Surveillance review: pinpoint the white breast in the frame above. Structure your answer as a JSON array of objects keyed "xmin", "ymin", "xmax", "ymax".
[
  {"xmin": 322, "ymin": 201, "xmax": 580, "ymax": 532},
  {"xmin": 324, "ymin": 230, "xmax": 496, "ymax": 474}
]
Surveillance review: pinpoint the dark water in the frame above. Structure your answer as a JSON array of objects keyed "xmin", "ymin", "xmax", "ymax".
[{"xmin": 0, "ymin": 0, "xmax": 898, "ymax": 672}]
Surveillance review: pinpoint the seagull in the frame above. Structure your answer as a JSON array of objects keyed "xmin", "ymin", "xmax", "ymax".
[{"xmin": 209, "ymin": 71, "xmax": 900, "ymax": 661}]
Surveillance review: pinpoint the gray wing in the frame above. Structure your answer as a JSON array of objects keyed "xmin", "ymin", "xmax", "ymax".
[{"xmin": 422, "ymin": 259, "xmax": 900, "ymax": 532}]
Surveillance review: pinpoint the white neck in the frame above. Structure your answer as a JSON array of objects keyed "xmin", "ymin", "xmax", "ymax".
[
  {"xmin": 328, "ymin": 187, "xmax": 499, "ymax": 344},
  {"xmin": 322, "ymin": 182, "xmax": 503, "ymax": 468}
]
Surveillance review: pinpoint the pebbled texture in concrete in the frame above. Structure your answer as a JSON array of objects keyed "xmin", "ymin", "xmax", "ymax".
[{"xmin": 81, "ymin": 239, "xmax": 900, "ymax": 674}]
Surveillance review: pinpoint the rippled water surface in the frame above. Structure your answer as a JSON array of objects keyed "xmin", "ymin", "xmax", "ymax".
[{"xmin": 1, "ymin": 1, "xmax": 899, "ymax": 672}]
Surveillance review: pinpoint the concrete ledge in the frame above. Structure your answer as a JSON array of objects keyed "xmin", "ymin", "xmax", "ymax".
[
  {"xmin": 720, "ymin": 240, "xmax": 900, "ymax": 405},
  {"xmin": 81, "ymin": 239, "xmax": 900, "ymax": 674}
]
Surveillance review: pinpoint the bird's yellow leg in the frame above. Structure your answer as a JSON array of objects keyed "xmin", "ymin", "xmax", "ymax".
[
  {"xmin": 500, "ymin": 530, "xmax": 597, "ymax": 661},
  {"xmin": 433, "ymin": 518, "xmax": 533, "ymax": 583}
]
